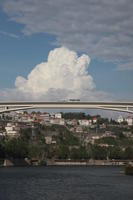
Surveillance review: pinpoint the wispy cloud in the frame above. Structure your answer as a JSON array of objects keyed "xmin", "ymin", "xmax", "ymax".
[
  {"xmin": 2, "ymin": 0, "xmax": 133, "ymax": 70},
  {"xmin": 117, "ymin": 62, "xmax": 133, "ymax": 71},
  {"xmin": 0, "ymin": 30, "xmax": 19, "ymax": 38}
]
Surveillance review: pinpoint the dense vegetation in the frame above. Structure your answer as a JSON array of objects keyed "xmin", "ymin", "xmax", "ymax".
[{"xmin": 1, "ymin": 113, "xmax": 133, "ymax": 162}]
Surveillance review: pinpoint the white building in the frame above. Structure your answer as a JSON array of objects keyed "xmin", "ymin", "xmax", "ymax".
[
  {"xmin": 0, "ymin": 132, "xmax": 6, "ymax": 137},
  {"xmin": 78, "ymin": 119, "xmax": 92, "ymax": 126},
  {"xmin": 76, "ymin": 126, "xmax": 83, "ymax": 133},
  {"xmin": 123, "ymin": 131, "xmax": 132, "ymax": 137},
  {"xmin": 19, "ymin": 115, "xmax": 34, "ymax": 123},
  {"xmin": 5, "ymin": 123, "xmax": 20, "ymax": 138},
  {"xmin": 92, "ymin": 136, "xmax": 100, "ymax": 140},
  {"xmin": 43, "ymin": 113, "xmax": 50, "ymax": 122},
  {"xmin": 117, "ymin": 115, "xmax": 124, "ymax": 123},
  {"xmin": 126, "ymin": 116, "xmax": 133, "ymax": 126},
  {"xmin": 55, "ymin": 113, "xmax": 62, "ymax": 119},
  {"xmin": 92, "ymin": 117, "xmax": 97, "ymax": 124},
  {"xmin": 45, "ymin": 136, "xmax": 52, "ymax": 144},
  {"xmin": 66, "ymin": 119, "xmax": 78, "ymax": 126},
  {"xmin": 102, "ymin": 131, "xmax": 116, "ymax": 138},
  {"xmin": 50, "ymin": 118, "xmax": 65, "ymax": 125}
]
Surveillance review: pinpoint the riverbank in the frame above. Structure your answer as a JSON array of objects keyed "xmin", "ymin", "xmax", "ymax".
[
  {"xmin": 0, "ymin": 158, "xmax": 130, "ymax": 167},
  {"xmin": 47, "ymin": 159, "xmax": 127, "ymax": 166},
  {"xmin": 125, "ymin": 163, "xmax": 133, "ymax": 175}
]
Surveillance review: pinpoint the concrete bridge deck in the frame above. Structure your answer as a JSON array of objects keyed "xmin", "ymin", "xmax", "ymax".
[{"xmin": 0, "ymin": 101, "xmax": 133, "ymax": 114}]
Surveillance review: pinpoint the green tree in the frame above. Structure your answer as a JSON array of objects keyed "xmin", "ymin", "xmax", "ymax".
[
  {"xmin": 0, "ymin": 143, "xmax": 5, "ymax": 158},
  {"xmin": 56, "ymin": 145, "xmax": 70, "ymax": 159},
  {"xmin": 95, "ymin": 137, "xmax": 117, "ymax": 146},
  {"xmin": 4, "ymin": 138, "xmax": 28, "ymax": 159},
  {"xmin": 20, "ymin": 128, "xmax": 32, "ymax": 141},
  {"xmin": 109, "ymin": 146, "xmax": 123, "ymax": 159},
  {"xmin": 70, "ymin": 146, "xmax": 88, "ymax": 159},
  {"xmin": 28, "ymin": 144, "xmax": 45, "ymax": 160},
  {"xmin": 91, "ymin": 145, "xmax": 107, "ymax": 160},
  {"xmin": 124, "ymin": 147, "xmax": 133, "ymax": 159}
]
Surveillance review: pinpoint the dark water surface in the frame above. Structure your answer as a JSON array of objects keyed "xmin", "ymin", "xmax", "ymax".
[{"xmin": 0, "ymin": 166, "xmax": 133, "ymax": 200}]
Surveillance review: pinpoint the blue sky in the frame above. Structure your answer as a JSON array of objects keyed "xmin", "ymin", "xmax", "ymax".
[
  {"xmin": 0, "ymin": 0, "xmax": 133, "ymax": 102},
  {"xmin": 0, "ymin": 9, "xmax": 57, "ymax": 88}
]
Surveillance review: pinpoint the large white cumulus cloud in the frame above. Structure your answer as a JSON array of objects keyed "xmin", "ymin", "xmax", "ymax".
[
  {"xmin": 0, "ymin": 47, "xmax": 110, "ymax": 101},
  {"xmin": 15, "ymin": 47, "xmax": 95, "ymax": 100}
]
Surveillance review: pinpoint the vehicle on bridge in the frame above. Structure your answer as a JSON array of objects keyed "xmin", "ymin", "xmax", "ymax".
[{"xmin": 69, "ymin": 99, "xmax": 80, "ymax": 102}]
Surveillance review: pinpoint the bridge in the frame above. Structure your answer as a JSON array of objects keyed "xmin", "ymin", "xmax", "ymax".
[{"xmin": 0, "ymin": 101, "xmax": 133, "ymax": 114}]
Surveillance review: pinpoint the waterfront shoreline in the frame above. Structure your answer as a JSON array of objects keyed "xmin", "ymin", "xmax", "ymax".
[{"xmin": 0, "ymin": 158, "xmax": 129, "ymax": 167}]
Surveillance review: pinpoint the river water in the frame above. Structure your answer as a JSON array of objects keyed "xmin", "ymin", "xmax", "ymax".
[{"xmin": 0, "ymin": 166, "xmax": 133, "ymax": 200}]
